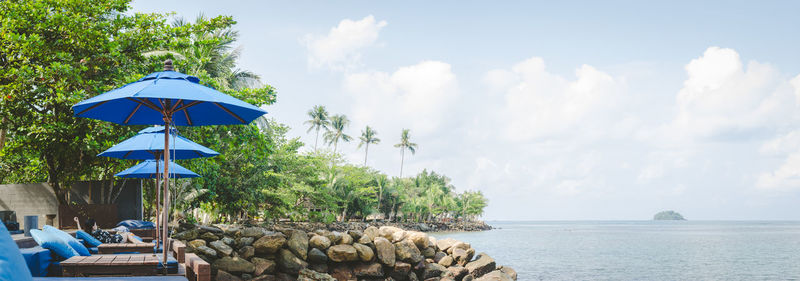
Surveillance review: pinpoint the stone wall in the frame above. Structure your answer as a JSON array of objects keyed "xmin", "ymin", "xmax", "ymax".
[
  {"xmin": 174, "ymin": 224, "xmax": 516, "ymax": 281},
  {"xmin": 0, "ymin": 183, "xmax": 60, "ymax": 228}
]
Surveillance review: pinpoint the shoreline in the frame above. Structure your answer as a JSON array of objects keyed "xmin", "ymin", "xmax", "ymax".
[{"xmin": 260, "ymin": 221, "xmax": 493, "ymax": 234}]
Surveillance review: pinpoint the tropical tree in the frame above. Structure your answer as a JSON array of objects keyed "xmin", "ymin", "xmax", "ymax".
[
  {"xmin": 304, "ymin": 105, "xmax": 330, "ymax": 151},
  {"xmin": 323, "ymin": 114, "xmax": 351, "ymax": 153},
  {"xmin": 358, "ymin": 126, "xmax": 380, "ymax": 166},
  {"xmin": 393, "ymin": 129, "xmax": 418, "ymax": 177}
]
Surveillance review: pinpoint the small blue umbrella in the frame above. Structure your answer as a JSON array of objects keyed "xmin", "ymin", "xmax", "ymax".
[
  {"xmin": 115, "ymin": 160, "xmax": 199, "ymax": 179},
  {"xmin": 99, "ymin": 126, "xmax": 218, "ymax": 160}
]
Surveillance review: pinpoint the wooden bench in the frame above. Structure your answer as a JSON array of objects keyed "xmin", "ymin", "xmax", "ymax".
[
  {"xmin": 61, "ymin": 254, "xmax": 159, "ymax": 277},
  {"xmin": 171, "ymin": 239, "xmax": 186, "ymax": 263},
  {"xmin": 184, "ymin": 253, "xmax": 210, "ymax": 281},
  {"xmin": 98, "ymin": 242, "xmax": 156, "ymax": 254}
]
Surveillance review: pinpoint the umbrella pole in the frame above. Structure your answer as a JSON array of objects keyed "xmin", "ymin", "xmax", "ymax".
[
  {"xmin": 155, "ymin": 160, "xmax": 161, "ymax": 253},
  {"xmin": 163, "ymin": 120, "xmax": 171, "ymax": 275}
]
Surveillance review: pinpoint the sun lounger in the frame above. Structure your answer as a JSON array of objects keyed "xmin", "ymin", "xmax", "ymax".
[{"xmin": 97, "ymin": 243, "xmax": 156, "ymax": 254}]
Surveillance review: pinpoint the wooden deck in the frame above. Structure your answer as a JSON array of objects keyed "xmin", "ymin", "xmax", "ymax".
[
  {"xmin": 61, "ymin": 254, "xmax": 159, "ymax": 277},
  {"xmin": 98, "ymin": 242, "xmax": 155, "ymax": 254}
]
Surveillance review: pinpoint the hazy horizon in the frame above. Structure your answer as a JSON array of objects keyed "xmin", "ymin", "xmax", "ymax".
[{"xmin": 131, "ymin": 0, "xmax": 800, "ymax": 221}]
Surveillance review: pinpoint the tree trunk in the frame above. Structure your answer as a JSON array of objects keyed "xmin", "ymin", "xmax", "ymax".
[
  {"xmin": 399, "ymin": 148, "xmax": 405, "ymax": 177},
  {"xmin": 363, "ymin": 143, "xmax": 369, "ymax": 166},
  {"xmin": 0, "ymin": 115, "xmax": 7, "ymax": 151},
  {"xmin": 314, "ymin": 128, "xmax": 320, "ymax": 151}
]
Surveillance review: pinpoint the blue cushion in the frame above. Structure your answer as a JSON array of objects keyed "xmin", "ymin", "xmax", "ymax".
[
  {"xmin": 0, "ymin": 221, "xmax": 34, "ymax": 281},
  {"xmin": 42, "ymin": 225, "xmax": 90, "ymax": 256},
  {"xmin": 117, "ymin": 220, "xmax": 155, "ymax": 230},
  {"xmin": 29, "ymin": 229, "xmax": 77, "ymax": 260},
  {"xmin": 20, "ymin": 246, "xmax": 51, "ymax": 277},
  {"xmin": 76, "ymin": 230, "xmax": 102, "ymax": 247}
]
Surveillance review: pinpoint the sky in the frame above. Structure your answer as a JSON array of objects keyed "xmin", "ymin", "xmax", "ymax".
[{"xmin": 130, "ymin": 0, "xmax": 800, "ymax": 220}]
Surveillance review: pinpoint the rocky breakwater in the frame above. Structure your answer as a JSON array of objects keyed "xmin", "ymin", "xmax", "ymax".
[{"xmin": 174, "ymin": 224, "xmax": 516, "ymax": 281}]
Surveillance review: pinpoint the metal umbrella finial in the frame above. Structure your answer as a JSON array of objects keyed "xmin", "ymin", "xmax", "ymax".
[{"xmin": 163, "ymin": 59, "xmax": 174, "ymax": 71}]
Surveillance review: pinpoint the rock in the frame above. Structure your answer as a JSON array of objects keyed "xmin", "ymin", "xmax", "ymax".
[
  {"xmin": 327, "ymin": 232, "xmax": 342, "ymax": 244},
  {"xmin": 214, "ymin": 257, "xmax": 255, "ymax": 273},
  {"xmin": 379, "ymin": 226, "xmax": 403, "ymax": 240},
  {"xmin": 252, "ymin": 275, "xmax": 276, "ymax": 281},
  {"xmin": 352, "ymin": 243, "xmax": 374, "ymax": 262},
  {"xmin": 465, "ymin": 253, "xmax": 495, "ymax": 278},
  {"xmin": 240, "ymin": 227, "xmax": 267, "ymax": 238},
  {"xmin": 474, "ymin": 270, "xmax": 512, "ymax": 281},
  {"xmin": 196, "ymin": 245, "xmax": 217, "ymax": 257},
  {"xmin": 347, "ymin": 230, "xmax": 363, "ymax": 240},
  {"xmin": 222, "ymin": 237, "xmax": 235, "ymax": 246},
  {"xmin": 198, "ymin": 225, "xmax": 224, "ymax": 234},
  {"xmin": 407, "ymin": 232, "xmax": 429, "ymax": 248},
  {"xmin": 308, "ymin": 235, "xmax": 331, "ymax": 250},
  {"xmin": 374, "ymin": 237, "xmax": 396, "ymax": 266},
  {"xmin": 287, "ymin": 230, "xmax": 309, "ymax": 260},
  {"xmin": 409, "ymin": 272, "xmax": 419, "ymax": 281},
  {"xmin": 422, "ymin": 263, "xmax": 447, "ymax": 279},
  {"xmin": 422, "ymin": 247, "xmax": 436, "ymax": 258},
  {"xmin": 252, "ymin": 257, "xmax": 277, "ymax": 276},
  {"xmin": 277, "ymin": 249, "xmax": 308, "ymax": 274},
  {"xmin": 447, "ymin": 242, "xmax": 470, "ymax": 255},
  {"xmin": 433, "ymin": 252, "xmax": 447, "ymax": 263},
  {"xmin": 429, "ymin": 237, "xmax": 438, "ymax": 251},
  {"xmin": 391, "ymin": 230, "xmax": 407, "ymax": 243},
  {"xmin": 225, "ymin": 225, "xmax": 241, "ymax": 236},
  {"xmin": 210, "ymin": 240, "xmax": 234, "ymax": 257},
  {"xmin": 339, "ymin": 233, "xmax": 354, "ymax": 245},
  {"xmin": 174, "ymin": 228, "xmax": 199, "ymax": 240},
  {"xmin": 497, "ymin": 266, "xmax": 517, "ymax": 280},
  {"xmin": 353, "ymin": 262, "xmax": 384, "ymax": 278},
  {"xmin": 462, "ymin": 275, "xmax": 474, "ymax": 281},
  {"xmin": 329, "ymin": 264, "xmax": 354, "ymax": 281},
  {"xmin": 242, "ymin": 274, "xmax": 253, "ymax": 280},
  {"xmin": 200, "ymin": 232, "xmax": 219, "ymax": 241},
  {"xmin": 297, "ymin": 268, "xmax": 336, "ymax": 281},
  {"xmin": 417, "ymin": 223, "xmax": 431, "ymax": 232},
  {"xmin": 364, "ymin": 226, "xmax": 379, "ymax": 240},
  {"xmin": 254, "ymin": 232, "xmax": 286, "ymax": 255},
  {"xmin": 239, "ymin": 246, "xmax": 255, "ymax": 259},
  {"xmin": 216, "ymin": 270, "xmax": 243, "ymax": 281},
  {"xmin": 237, "ymin": 237, "xmax": 255, "ymax": 247},
  {"xmin": 447, "ymin": 266, "xmax": 468, "ymax": 280},
  {"xmin": 452, "ymin": 248, "xmax": 469, "ymax": 266},
  {"xmin": 436, "ymin": 238, "xmax": 458, "ymax": 252},
  {"xmin": 275, "ymin": 272, "xmax": 297, "ymax": 281},
  {"xmin": 188, "ymin": 239, "xmax": 207, "ymax": 249},
  {"xmin": 357, "ymin": 235, "xmax": 372, "ymax": 245},
  {"xmin": 308, "ymin": 263, "xmax": 327, "ymax": 274},
  {"xmin": 395, "ymin": 239, "xmax": 423, "ymax": 263},
  {"xmin": 466, "ymin": 248, "xmax": 475, "ymax": 264},
  {"xmin": 438, "ymin": 255, "xmax": 453, "ymax": 267},
  {"xmin": 391, "ymin": 262, "xmax": 411, "ymax": 280},
  {"xmin": 307, "ymin": 248, "xmax": 328, "ymax": 264},
  {"xmin": 326, "ymin": 244, "xmax": 358, "ymax": 262}
]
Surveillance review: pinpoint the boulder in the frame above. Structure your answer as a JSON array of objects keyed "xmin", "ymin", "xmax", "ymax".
[
  {"xmin": 462, "ymin": 275, "xmax": 474, "ymax": 281},
  {"xmin": 307, "ymin": 248, "xmax": 328, "ymax": 264},
  {"xmin": 465, "ymin": 253, "xmax": 495, "ymax": 278},
  {"xmin": 174, "ymin": 228, "xmax": 199, "ymax": 240},
  {"xmin": 395, "ymin": 239, "xmax": 423, "ymax": 263},
  {"xmin": 391, "ymin": 230, "xmax": 407, "ymax": 243},
  {"xmin": 287, "ymin": 230, "xmax": 309, "ymax": 260},
  {"xmin": 354, "ymin": 262, "xmax": 384, "ymax": 278},
  {"xmin": 374, "ymin": 237, "xmax": 396, "ymax": 266},
  {"xmin": 329, "ymin": 264, "xmax": 354, "ymax": 281},
  {"xmin": 474, "ymin": 270, "xmax": 513, "ymax": 281},
  {"xmin": 347, "ymin": 230, "xmax": 363, "ymax": 240},
  {"xmin": 421, "ymin": 263, "xmax": 447, "ymax": 279},
  {"xmin": 339, "ymin": 233, "xmax": 354, "ymax": 245},
  {"xmin": 433, "ymin": 252, "xmax": 447, "ymax": 263},
  {"xmin": 436, "ymin": 238, "xmax": 458, "ymax": 252},
  {"xmin": 239, "ymin": 227, "xmax": 267, "ymax": 238},
  {"xmin": 327, "ymin": 232, "xmax": 342, "ymax": 245},
  {"xmin": 222, "ymin": 237, "xmax": 235, "ymax": 246},
  {"xmin": 198, "ymin": 225, "xmax": 224, "ymax": 234},
  {"xmin": 188, "ymin": 239, "xmax": 207, "ymax": 249},
  {"xmin": 497, "ymin": 266, "xmax": 517, "ymax": 280},
  {"xmin": 224, "ymin": 225, "xmax": 241, "ymax": 236},
  {"xmin": 210, "ymin": 240, "xmax": 234, "ymax": 257},
  {"xmin": 254, "ymin": 232, "xmax": 287, "ymax": 255},
  {"xmin": 298, "ymin": 268, "xmax": 336, "ymax": 281},
  {"xmin": 437, "ymin": 255, "xmax": 453, "ymax": 267},
  {"xmin": 390, "ymin": 262, "xmax": 411, "ymax": 280},
  {"xmin": 452, "ymin": 248, "xmax": 469, "ymax": 266},
  {"xmin": 238, "ymin": 246, "xmax": 255, "ymax": 259},
  {"xmin": 308, "ymin": 235, "xmax": 331, "ymax": 250},
  {"xmin": 275, "ymin": 272, "xmax": 297, "ymax": 281},
  {"xmin": 407, "ymin": 232, "xmax": 429, "ymax": 248},
  {"xmin": 237, "ymin": 237, "xmax": 254, "ymax": 247},
  {"xmin": 357, "ymin": 235, "xmax": 372, "ymax": 245},
  {"xmin": 252, "ymin": 257, "xmax": 277, "ymax": 276},
  {"xmin": 216, "ymin": 270, "xmax": 243, "ymax": 281},
  {"xmin": 308, "ymin": 263, "xmax": 328, "ymax": 274},
  {"xmin": 326, "ymin": 244, "xmax": 358, "ymax": 262},
  {"xmin": 379, "ymin": 226, "xmax": 403, "ymax": 240},
  {"xmin": 428, "ymin": 237, "xmax": 438, "ymax": 251},
  {"xmin": 422, "ymin": 247, "xmax": 436, "ymax": 258},
  {"xmin": 196, "ymin": 245, "xmax": 217, "ymax": 257},
  {"xmin": 447, "ymin": 266, "xmax": 468, "ymax": 280},
  {"xmin": 352, "ymin": 243, "xmax": 374, "ymax": 262},
  {"xmin": 364, "ymin": 226, "xmax": 379, "ymax": 240},
  {"xmin": 277, "ymin": 249, "xmax": 308, "ymax": 274},
  {"xmin": 200, "ymin": 232, "xmax": 219, "ymax": 241},
  {"xmin": 466, "ymin": 248, "xmax": 475, "ymax": 262},
  {"xmin": 214, "ymin": 257, "xmax": 255, "ymax": 273},
  {"xmin": 447, "ymin": 242, "xmax": 470, "ymax": 255},
  {"xmin": 252, "ymin": 275, "xmax": 277, "ymax": 281},
  {"xmin": 408, "ymin": 272, "xmax": 419, "ymax": 281}
]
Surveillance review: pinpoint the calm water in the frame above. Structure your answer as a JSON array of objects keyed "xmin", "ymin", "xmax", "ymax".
[{"xmin": 431, "ymin": 221, "xmax": 800, "ymax": 281}]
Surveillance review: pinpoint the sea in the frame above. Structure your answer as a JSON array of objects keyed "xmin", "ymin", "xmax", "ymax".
[{"xmin": 430, "ymin": 221, "xmax": 800, "ymax": 281}]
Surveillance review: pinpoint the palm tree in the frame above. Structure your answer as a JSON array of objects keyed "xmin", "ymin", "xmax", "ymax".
[
  {"xmin": 304, "ymin": 105, "xmax": 330, "ymax": 151},
  {"xmin": 358, "ymin": 126, "xmax": 380, "ymax": 166},
  {"xmin": 394, "ymin": 129, "xmax": 418, "ymax": 177},
  {"xmin": 323, "ymin": 114, "xmax": 352, "ymax": 153}
]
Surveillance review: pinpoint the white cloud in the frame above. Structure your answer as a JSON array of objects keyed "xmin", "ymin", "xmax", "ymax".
[
  {"xmin": 303, "ymin": 15, "xmax": 387, "ymax": 71},
  {"xmin": 757, "ymin": 152, "xmax": 800, "ymax": 191}
]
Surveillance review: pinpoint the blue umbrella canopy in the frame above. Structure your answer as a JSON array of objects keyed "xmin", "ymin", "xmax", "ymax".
[
  {"xmin": 115, "ymin": 160, "xmax": 199, "ymax": 179},
  {"xmin": 71, "ymin": 69, "xmax": 267, "ymax": 126},
  {"xmin": 99, "ymin": 126, "xmax": 218, "ymax": 160}
]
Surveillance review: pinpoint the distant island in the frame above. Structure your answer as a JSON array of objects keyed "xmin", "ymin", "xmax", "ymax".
[{"xmin": 653, "ymin": 210, "xmax": 686, "ymax": 220}]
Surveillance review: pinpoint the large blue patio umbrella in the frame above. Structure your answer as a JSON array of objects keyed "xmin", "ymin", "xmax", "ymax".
[
  {"xmin": 99, "ymin": 126, "xmax": 219, "ymax": 160},
  {"xmin": 115, "ymin": 160, "xmax": 200, "ymax": 179},
  {"xmin": 72, "ymin": 60, "xmax": 266, "ymax": 267}
]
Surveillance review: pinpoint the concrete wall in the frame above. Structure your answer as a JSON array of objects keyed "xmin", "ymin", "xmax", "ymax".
[{"xmin": 0, "ymin": 183, "xmax": 59, "ymax": 228}]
